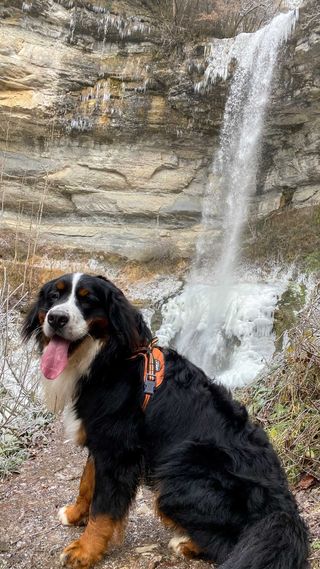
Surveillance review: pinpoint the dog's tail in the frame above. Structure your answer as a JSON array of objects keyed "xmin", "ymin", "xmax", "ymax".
[{"xmin": 218, "ymin": 511, "xmax": 309, "ymax": 569}]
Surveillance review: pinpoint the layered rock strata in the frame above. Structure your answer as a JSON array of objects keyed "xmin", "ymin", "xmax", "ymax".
[{"xmin": 0, "ymin": 0, "xmax": 319, "ymax": 261}]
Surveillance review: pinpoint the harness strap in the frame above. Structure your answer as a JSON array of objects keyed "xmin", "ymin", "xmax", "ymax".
[{"xmin": 130, "ymin": 337, "xmax": 165, "ymax": 410}]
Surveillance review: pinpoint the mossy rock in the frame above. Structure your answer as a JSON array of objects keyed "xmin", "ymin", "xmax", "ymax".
[{"xmin": 273, "ymin": 282, "xmax": 306, "ymax": 350}]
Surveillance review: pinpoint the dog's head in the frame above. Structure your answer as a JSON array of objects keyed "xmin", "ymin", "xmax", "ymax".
[{"xmin": 22, "ymin": 273, "xmax": 151, "ymax": 379}]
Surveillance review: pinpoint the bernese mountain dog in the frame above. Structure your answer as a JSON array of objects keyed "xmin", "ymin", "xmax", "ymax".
[{"xmin": 22, "ymin": 273, "xmax": 309, "ymax": 569}]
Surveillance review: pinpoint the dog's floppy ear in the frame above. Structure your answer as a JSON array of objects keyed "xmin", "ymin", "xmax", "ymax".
[
  {"xmin": 97, "ymin": 277, "xmax": 151, "ymax": 353},
  {"xmin": 108, "ymin": 287, "xmax": 141, "ymax": 353},
  {"xmin": 22, "ymin": 282, "xmax": 49, "ymax": 342},
  {"xmin": 22, "ymin": 298, "xmax": 41, "ymax": 341}
]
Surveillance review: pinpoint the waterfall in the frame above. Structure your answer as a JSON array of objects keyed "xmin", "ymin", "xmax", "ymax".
[{"xmin": 158, "ymin": 10, "xmax": 299, "ymax": 387}]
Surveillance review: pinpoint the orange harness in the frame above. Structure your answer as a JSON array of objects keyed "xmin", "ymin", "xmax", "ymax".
[{"xmin": 130, "ymin": 338, "xmax": 165, "ymax": 411}]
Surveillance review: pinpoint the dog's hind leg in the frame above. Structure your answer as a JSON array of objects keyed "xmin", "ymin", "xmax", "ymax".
[
  {"xmin": 157, "ymin": 486, "xmax": 235, "ymax": 564},
  {"xmin": 155, "ymin": 500, "xmax": 201, "ymax": 560},
  {"xmin": 58, "ymin": 455, "xmax": 94, "ymax": 527},
  {"xmin": 168, "ymin": 535, "xmax": 202, "ymax": 559},
  {"xmin": 155, "ymin": 440, "xmax": 242, "ymax": 564}
]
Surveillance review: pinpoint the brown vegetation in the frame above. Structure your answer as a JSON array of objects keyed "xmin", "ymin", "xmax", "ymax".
[
  {"xmin": 243, "ymin": 205, "xmax": 320, "ymax": 272},
  {"xmin": 240, "ymin": 290, "xmax": 320, "ymax": 484},
  {"xmin": 138, "ymin": 0, "xmax": 283, "ymax": 46}
]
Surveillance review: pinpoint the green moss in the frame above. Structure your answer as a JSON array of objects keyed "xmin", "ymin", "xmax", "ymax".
[
  {"xmin": 273, "ymin": 282, "xmax": 306, "ymax": 350},
  {"xmin": 305, "ymin": 251, "xmax": 320, "ymax": 272}
]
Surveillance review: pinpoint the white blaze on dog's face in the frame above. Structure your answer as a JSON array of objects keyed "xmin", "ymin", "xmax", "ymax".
[
  {"xmin": 43, "ymin": 273, "xmax": 88, "ymax": 341},
  {"xmin": 30, "ymin": 273, "xmax": 112, "ymax": 382}
]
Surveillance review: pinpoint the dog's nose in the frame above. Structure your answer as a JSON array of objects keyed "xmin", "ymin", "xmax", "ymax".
[{"xmin": 47, "ymin": 311, "xmax": 69, "ymax": 329}]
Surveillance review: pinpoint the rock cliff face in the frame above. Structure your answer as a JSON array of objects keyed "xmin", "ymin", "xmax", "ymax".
[
  {"xmin": 257, "ymin": 0, "xmax": 320, "ymax": 216},
  {"xmin": 0, "ymin": 0, "xmax": 319, "ymax": 261}
]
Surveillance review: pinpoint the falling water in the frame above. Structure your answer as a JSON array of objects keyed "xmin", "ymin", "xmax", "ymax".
[
  {"xmin": 158, "ymin": 10, "xmax": 299, "ymax": 387},
  {"xmin": 195, "ymin": 10, "xmax": 298, "ymax": 275}
]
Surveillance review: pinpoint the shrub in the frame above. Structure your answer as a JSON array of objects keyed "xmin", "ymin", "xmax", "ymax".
[{"xmin": 0, "ymin": 276, "xmax": 53, "ymax": 478}]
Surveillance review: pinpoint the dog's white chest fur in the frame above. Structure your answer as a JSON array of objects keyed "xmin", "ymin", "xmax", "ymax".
[
  {"xmin": 63, "ymin": 404, "xmax": 83, "ymax": 444},
  {"xmin": 41, "ymin": 336, "xmax": 102, "ymax": 413}
]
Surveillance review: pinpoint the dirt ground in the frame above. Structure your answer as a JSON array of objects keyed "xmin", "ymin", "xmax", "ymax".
[{"xmin": 1, "ymin": 420, "xmax": 319, "ymax": 569}]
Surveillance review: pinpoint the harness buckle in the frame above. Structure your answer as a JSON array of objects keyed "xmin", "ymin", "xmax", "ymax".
[{"xmin": 144, "ymin": 377, "xmax": 156, "ymax": 395}]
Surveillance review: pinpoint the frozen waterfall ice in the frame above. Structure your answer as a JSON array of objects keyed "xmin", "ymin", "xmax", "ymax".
[{"xmin": 158, "ymin": 10, "xmax": 300, "ymax": 388}]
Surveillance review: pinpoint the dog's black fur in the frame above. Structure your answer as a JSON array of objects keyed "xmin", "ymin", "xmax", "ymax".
[{"xmin": 23, "ymin": 273, "xmax": 309, "ymax": 569}]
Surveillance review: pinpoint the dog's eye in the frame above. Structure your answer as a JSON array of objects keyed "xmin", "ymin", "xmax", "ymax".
[
  {"xmin": 48, "ymin": 291, "xmax": 60, "ymax": 301},
  {"xmin": 79, "ymin": 294, "xmax": 99, "ymax": 306}
]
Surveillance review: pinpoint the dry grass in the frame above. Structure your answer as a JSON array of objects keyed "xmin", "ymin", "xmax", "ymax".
[
  {"xmin": 138, "ymin": 0, "xmax": 280, "ymax": 45},
  {"xmin": 0, "ymin": 222, "xmax": 63, "ymax": 296},
  {"xmin": 126, "ymin": 255, "xmax": 186, "ymax": 279},
  {"xmin": 243, "ymin": 205, "xmax": 320, "ymax": 272},
  {"xmin": 0, "ymin": 225, "xmax": 113, "ymax": 300},
  {"xmin": 0, "ymin": 273, "xmax": 53, "ymax": 478},
  {"xmin": 0, "ymin": 227, "xmax": 187, "ymax": 300},
  {"xmin": 240, "ymin": 291, "xmax": 320, "ymax": 484}
]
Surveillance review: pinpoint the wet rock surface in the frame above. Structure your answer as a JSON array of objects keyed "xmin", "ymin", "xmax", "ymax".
[{"xmin": 258, "ymin": 0, "xmax": 320, "ymax": 217}]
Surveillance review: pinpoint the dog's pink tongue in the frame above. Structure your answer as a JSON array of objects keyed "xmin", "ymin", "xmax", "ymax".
[{"xmin": 40, "ymin": 336, "xmax": 70, "ymax": 380}]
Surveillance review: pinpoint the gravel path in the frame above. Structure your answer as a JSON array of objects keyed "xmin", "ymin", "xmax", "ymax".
[
  {"xmin": 0, "ymin": 421, "xmax": 209, "ymax": 569},
  {"xmin": 1, "ymin": 420, "xmax": 319, "ymax": 569}
]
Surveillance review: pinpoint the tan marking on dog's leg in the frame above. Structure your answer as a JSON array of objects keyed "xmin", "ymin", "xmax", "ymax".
[
  {"xmin": 111, "ymin": 515, "xmax": 128, "ymax": 547},
  {"xmin": 58, "ymin": 457, "xmax": 94, "ymax": 527},
  {"xmin": 154, "ymin": 499, "xmax": 179, "ymax": 530},
  {"xmin": 155, "ymin": 499, "xmax": 201, "ymax": 559},
  {"xmin": 179, "ymin": 538, "xmax": 201, "ymax": 559},
  {"xmin": 156, "ymin": 510, "xmax": 179, "ymax": 529},
  {"xmin": 60, "ymin": 516, "xmax": 125, "ymax": 568},
  {"xmin": 169, "ymin": 535, "xmax": 201, "ymax": 558}
]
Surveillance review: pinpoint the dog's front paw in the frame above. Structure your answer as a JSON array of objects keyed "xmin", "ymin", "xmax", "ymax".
[
  {"xmin": 60, "ymin": 540, "xmax": 101, "ymax": 569},
  {"xmin": 58, "ymin": 505, "xmax": 87, "ymax": 527}
]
